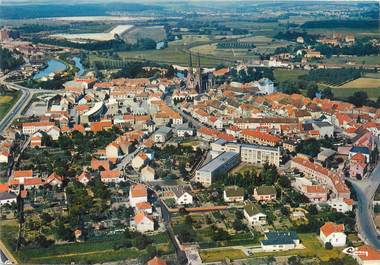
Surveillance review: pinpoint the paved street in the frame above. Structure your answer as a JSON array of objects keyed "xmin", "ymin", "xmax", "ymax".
[
  {"xmin": 0, "ymin": 81, "xmax": 64, "ymax": 134},
  {"xmin": 349, "ymin": 149, "xmax": 380, "ymax": 249}
]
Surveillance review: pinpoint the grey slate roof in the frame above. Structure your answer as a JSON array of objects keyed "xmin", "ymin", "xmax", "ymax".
[{"xmin": 261, "ymin": 231, "xmax": 298, "ymax": 246}]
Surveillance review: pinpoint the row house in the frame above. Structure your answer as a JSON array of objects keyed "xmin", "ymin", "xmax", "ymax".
[
  {"xmin": 240, "ymin": 129, "xmax": 281, "ymax": 147},
  {"xmin": 291, "ymin": 156, "xmax": 350, "ymax": 199}
]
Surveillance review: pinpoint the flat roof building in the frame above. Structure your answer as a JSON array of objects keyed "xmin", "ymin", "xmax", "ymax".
[{"xmin": 195, "ymin": 151, "xmax": 240, "ymax": 187}]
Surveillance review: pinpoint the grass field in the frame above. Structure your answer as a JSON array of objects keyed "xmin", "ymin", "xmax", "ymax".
[
  {"xmin": 253, "ymin": 233, "xmax": 343, "ymax": 261},
  {"xmin": 0, "ymin": 90, "xmax": 21, "ymax": 121},
  {"xmin": 338, "ymin": 78, "xmax": 380, "ymax": 89},
  {"xmin": 324, "ymin": 77, "xmax": 380, "ymax": 100},
  {"xmin": 0, "ymin": 218, "xmax": 173, "ymax": 264},
  {"xmin": 117, "ymin": 34, "xmax": 229, "ymax": 67},
  {"xmin": 273, "ymin": 68, "xmax": 308, "ymax": 82},
  {"xmin": 200, "ymin": 248, "xmax": 247, "ymax": 262},
  {"xmin": 188, "ymin": 35, "xmax": 291, "ymax": 62},
  {"xmin": 323, "ymin": 55, "xmax": 380, "ymax": 66}
]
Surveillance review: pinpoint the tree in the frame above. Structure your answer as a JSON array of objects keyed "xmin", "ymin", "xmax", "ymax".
[
  {"xmin": 325, "ymin": 242, "xmax": 333, "ymax": 250},
  {"xmin": 278, "ymin": 175, "xmax": 291, "ymax": 188},
  {"xmin": 288, "ymin": 256, "xmax": 302, "ymax": 265},
  {"xmin": 296, "ymin": 138, "xmax": 321, "ymax": 157},
  {"xmin": 165, "ymin": 65, "xmax": 176, "ymax": 79},
  {"xmin": 348, "ymin": 91, "xmax": 368, "ymax": 107},
  {"xmin": 321, "ymin": 87, "xmax": 334, "ymax": 99},
  {"xmin": 232, "ymin": 218, "xmax": 246, "ymax": 231},
  {"xmin": 306, "ymin": 83, "xmax": 319, "ymax": 99},
  {"xmin": 212, "ymin": 228, "xmax": 230, "ymax": 241}
]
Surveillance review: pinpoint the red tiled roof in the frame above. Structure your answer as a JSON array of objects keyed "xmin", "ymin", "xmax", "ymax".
[
  {"xmin": 320, "ymin": 222, "xmax": 344, "ymax": 237},
  {"xmin": 241, "ymin": 129, "xmax": 280, "ymax": 143},
  {"xmin": 147, "ymin": 257, "xmax": 167, "ymax": 265},
  {"xmin": 130, "ymin": 184, "xmax": 147, "ymax": 198}
]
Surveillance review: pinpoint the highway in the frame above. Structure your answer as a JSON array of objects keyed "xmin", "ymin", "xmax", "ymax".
[
  {"xmin": 348, "ymin": 142, "xmax": 380, "ymax": 250},
  {"xmin": 0, "ymin": 81, "xmax": 65, "ymax": 134}
]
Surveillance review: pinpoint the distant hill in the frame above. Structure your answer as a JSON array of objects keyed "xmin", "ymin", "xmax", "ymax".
[{"xmin": 0, "ymin": 3, "xmax": 164, "ymax": 19}]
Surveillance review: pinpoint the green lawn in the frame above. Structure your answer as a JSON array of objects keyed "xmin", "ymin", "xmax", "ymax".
[
  {"xmin": 0, "ymin": 219, "xmax": 173, "ymax": 264},
  {"xmin": 0, "ymin": 90, "xmax": 21, "ymax": 121},
  {"xmin": 200, "ymin": 248, "xmax": 247, "ymax": 262},
  {"xmin": 273, "ymin": 69, "xmax": 308, "ymax": 83},
  {"xmin": 253, "ymin": 233, "xmax": 344, "ymax": 261}
]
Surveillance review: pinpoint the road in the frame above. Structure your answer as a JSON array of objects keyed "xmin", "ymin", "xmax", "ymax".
[
  {"xmin": 0, "ymin": 81, "xmax": 64, "ymax": 134},
  {"xmin": 349, "ymin": 150, "xmax": 380, "ymax": 249},
  {"xmin": 0, "ymin": 240, "xmax": 17, "ymax": 264}
]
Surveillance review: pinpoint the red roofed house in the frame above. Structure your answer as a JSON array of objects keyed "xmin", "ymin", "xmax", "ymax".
[
  {"xmin": 240, "ymin": 129, "xmax": 280, "ymax": 146},
  {"xmin": 45, "ymin": 172, "xmax": 63, "ymax": 187},
  {"xmin": 319, "ymin": 222, "xmax": 346, "ymax": 247},
  {"xmin": 131, "ymin": 152, "xmax": 149, "ymax": 170},
  {"xmin": 291, "ymin": 156, "xmax": 350, "ymax": 200},
  {"xmin": 355, "ymin": 245, "xmax": 380, "ymax": 265},
  {"xmin": 91, "ymin": 158, "xmax": 110, "ymax": 171},
  {"xmin": 134, "ymin": 210, "xmax": 154, "ymax": 233},
  {"xmin": 147, "ymin": 256, "xmax": 167, "ymax": 265},
  {"xmin": 22, "ymin": 121, "xmax": 55, "ymax": 134},
  {"xmin": 302, "ymin": 185, "xmax": 328, "ymax": 203},
  {"xmin": 349, "ymin": 153, "xmax": 368, "ymax": 179},
  {"xmin": 135, "ymin": 202, "xmax": 152, "ymax": 214},
  {"xmin": 100, "ymin": 170, "xmax": 123, "ymax": 183},
  {"xmin": 13, "ymin": 169, "xmax": 33, "ymax": 180},
  {"xmin": 129, "ymin": 184, "xmax": 147, "ymax": 207},
  {"xmin": 76, "ymin": 172, "xmax": 91, "ymax": 185}
]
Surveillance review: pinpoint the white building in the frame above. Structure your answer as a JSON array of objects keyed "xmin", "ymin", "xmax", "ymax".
[
  {"xmin": 244, "ymin": 203, "xmax": 267, "ymax": 226},
  {"xmin": 141, "ymin": 165, "xmax": 155, "ymax": 182},
  {"xmin": 0, "ymin": 192, "xmax": 17, "ymax": 206},
  {"xmin": 134, "ymin": 211, "xmax": 154, "ymax": 233},
  {"xmin": 173, "ymin": 188, "xmax": 193, "ymax": 205},
  {"xmin": 261, "ymin": 231, "xmax": 300, "ymax": 252},
  {"xmin": 154, "ymin": 127, "xmax": 172, "ymax": 143},
  {"xmin": 320, "ymin": 222, "xmax": 347, "ymax": 247},
  {"xmin": 254, "ymin": 78, "xmax": 276, "ymax": 95},
  {"xmin": 129, "ymin": 184, "xmax": 148, "ymax": 207},
  {"xmin": 223, "ymin": 186, "xmax": 244, "ymax": 203},
  {"xmin": 328, "ymin": 198, "xmax": 353, "ymax": 213}
]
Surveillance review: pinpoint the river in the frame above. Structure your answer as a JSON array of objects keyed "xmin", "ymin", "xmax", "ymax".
[
  {"xmin": 33, "ymin": 57, "xmax": 85, "ymax": 80},
  {"xmin": 32, "ymin": 59, "xmax": 67, "ymax": 80},
  {"xmin": 73, "ymin": 56, "xmax": 85, "ymax": 76}
]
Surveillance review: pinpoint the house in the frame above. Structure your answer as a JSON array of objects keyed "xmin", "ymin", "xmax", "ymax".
[
  {"xmin": 134, "ymin": 211, "xmax": 154, "ymax": 233},
  {"xmin": 173, "ymin": 187, "xmax": 193, "ymax": 205},
  {"xmin": 132, "ymin": 152, "xmax": 149, "ymax": 170},
  {"xmin": 129, "ymin": 184, "xmax": 148, "ymax": 207},
  {"xmin": 253, "ymin": 186, "xmax": 276, "ymax": 202},
  {"xmin": 302, "ymin": 185, "xmax": 328, "ymax": 203},
  {"xmin": 136, "ymin": 202, "xmax": 153, "ymax": 214},
  {"xmin": 147, "ymin": 256, "xmax": 167, "ymax": 265},
  {"xmin": 13, "ymin": 169, "xmax": 33, "ymax": 180},
  {"xmin": 240, "ymin": 129, "xmax": 281, "ymax": 146},
  {"xmin": 91, "ymin": 158, "xmax": 110, "ymax": 171},
  {"xmin": 140, "ymin": 165, "xmax": 155, "ymax": 182},
  {"xmin": 244, "ymin": 203, "xmax": 267, "ymax": 226},
  {"xmin": 354, "ymin": 245, "xmax": 380, "ymax": 265},
  {"xmin": 76, "ymin": 172, "xmax": 91, "ymax": 185},
  {"xmin": 106, "ymin": 142, "xmax": 120, "ymax": 159},
  {"xmin": 154, "ymin": 127, "xmax": 172, "ymax": 143},
  {"xmin": 319, "ymin": 222, "xmax": 346, "ymax": 247},
  {"xmin": 328, "ymin": 198, "xmax": 353, "ymax": 213},
  {"xmin": 261, "ymin": 231, "xmax": 300, "ymax": 252},
  {"xmin": 349, "ymin": 152, "xmax": 368, "ymax": 179},
  {"xmin": 0, "ymin": 192, "xmax": 17, "ymax": 206},
  {"xmin": 46, "ymin": 126, "xmax": 61, "ymax": 140},
  {"xmin": 223, "ymin": 186, "xmax": 244, "ymax": 203},
  {"xmin": 100, "ymin": 170, "xmax": 123, "ymax": 183},
  {"xmin": 45, "ymin": 172, "xmax": 63, "ymax": 187}
]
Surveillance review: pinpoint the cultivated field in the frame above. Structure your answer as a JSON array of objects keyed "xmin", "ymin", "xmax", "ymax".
[
  {"xmin": 0, "ymin": 91, "xmax": 21, "ymax": 121},
  {"xmin": 339, "ymin": 77, "xmax": 380, "ymax": 89},
  {"xmin": 273, "ymin": 68, "xmax": 308, "ymax": 82}
]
